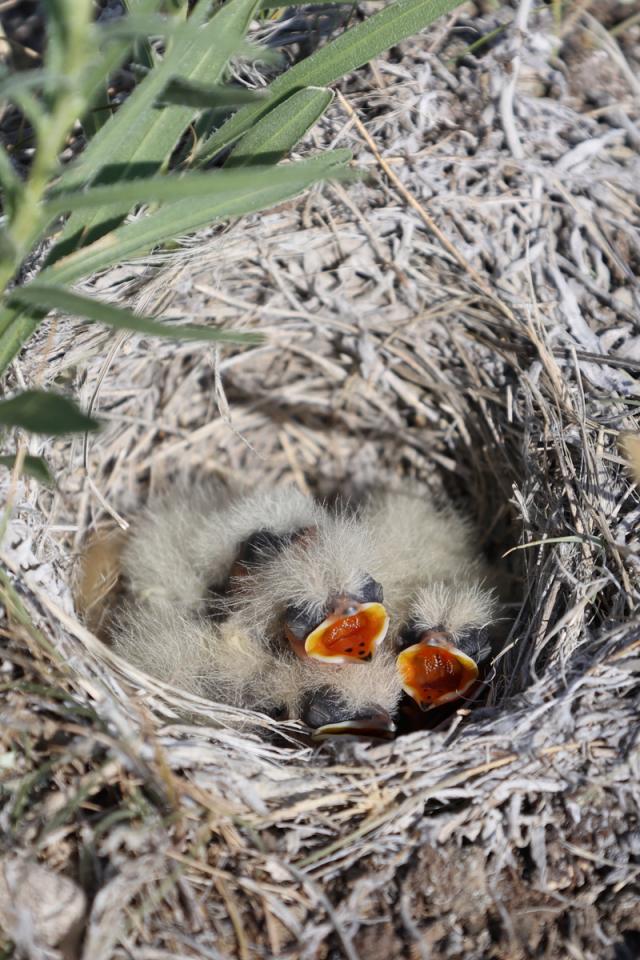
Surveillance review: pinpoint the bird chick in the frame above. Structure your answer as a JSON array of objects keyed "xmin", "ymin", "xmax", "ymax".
[
  {"xmin": 227, "ymin": 507, "xmax": 390, "ymax": 666},
  {"xmin": 111, "ymin": 597, "xmax": 400, "ymax": 739},
  {"xmin": 119, "ymin": 482, "xmax": 388, "ymax": 665},
  {"xmin": 208, "ymin": 502, "xmax": 397, "ymax": 735},
  {"xmin": 107, "ymin": 483, "xmax": 398, "ymax": 738},
  {"xmin": 117, "ymin": 480, "xmax": 321, "ymax": 614},
  {"xmin": 364, "ymin": 489, "xmax": 498, "ymax": 712}
]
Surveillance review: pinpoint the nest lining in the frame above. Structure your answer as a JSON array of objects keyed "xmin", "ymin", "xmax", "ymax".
[{"xmin": 2, "ymin": 6, "xmax": 640, "ymax": 959}]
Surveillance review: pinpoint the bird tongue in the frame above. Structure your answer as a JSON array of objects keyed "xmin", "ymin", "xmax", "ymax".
[
  {"xmin": 304, "ymin": 602, "xmax": 389, "ymax": 664},
  {"xmin": 397, "ymin": 641, "xmax": 478, "ymax": 711}
]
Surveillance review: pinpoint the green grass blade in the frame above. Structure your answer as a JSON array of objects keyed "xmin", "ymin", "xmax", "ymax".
[
  {"xmin": 45, "ymin": 0, "xmax": 93, "ymax": 78},
  {"xmin": 82, "ymin": 7, "xmax": 177, "ymax": 136},
  {"xmin": 49, "ymin": 0, "xmax": 261, "ymax": 262},
  {"xmin": 0, "ymin": 68, "xmax": 64, "ymax": 99},
  {"xmin": 45, "ymin": 151, "xmax": 347, "ymax": 213},
  {"xmin": 42, "ymin": 152, "xmax": 353, "ymax": 285},
  {"xmin": 98, "ymin": 13, "xmax": 180, "ymax": 40},
  {"xmin": 197, "ymin": 0, "xmax": 463, "ymax": 161},
  {"xmin": 259, "ymin": 0, "xmax": 366, "ymax": 6},
  {"xmin": 0, "ymin": 152, "xmax": 352, "ymax": 373},
  {"xmin": 0, "ymin": 146, "xmax": 21, "ymax": 216},
  {"xmin": 225, "ymin": 87, "xmax": 333, "ymax": 167},
  {"xmin": 119, "ymin": 0, "xmax": 162, "ymax": 75},
  {"xmin": 10, "ymin": 284, "xmax": 261, "ymax": 344},
  {"xmin": 80, "ymin": 0, "xmax": 167, "ymax": 138},
  {"xmin": 61, "ymin": 0, "xmax": 258, "ymax": 190}
]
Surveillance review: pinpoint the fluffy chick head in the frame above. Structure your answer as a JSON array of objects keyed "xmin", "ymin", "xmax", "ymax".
[
  {"xmin": 227, "ymin": 508, "xmax": 390, "ymax": 665},
  {"xmin": 395, "ymin": 580, "xmax": 498, "ymax": 712}
]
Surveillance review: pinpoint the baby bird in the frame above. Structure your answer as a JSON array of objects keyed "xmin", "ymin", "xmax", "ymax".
[
  {"xmin": 111, "ymin": 599, "xmax": 400, "ymax": 738},
  {"xmin": 104, "ymin": 482, "xmax": 399, "ymax": 738},
  {"xmin": 119, "ymin": 481, "xmax": 389, "ymax": 665},
  {"xmin": 226, "ymin": 508, "xmax": 389, "ymax": 666},
  {"xmin": 364, "ymin": 488, "xmax": 498, "ymax": 712},
  {"xmin": 117, "ymin": 480, "xmax": 319, "ymax": 615}
]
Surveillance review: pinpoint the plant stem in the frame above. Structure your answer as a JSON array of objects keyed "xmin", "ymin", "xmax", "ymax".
[{"xmin": 0, "ymin": 0, "xmax": 93, "ymax": 353}]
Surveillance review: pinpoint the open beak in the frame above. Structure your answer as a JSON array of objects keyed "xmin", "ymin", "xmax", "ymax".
[
  {"xmin": 396, "ymin": 630, "xmax": 479, "ymax": 711},
  {"xmin": 312, "ymin": 709, "xmax": 396, "ymax": 741},
  {"xmin": 303, "ymin": 597, "xmax": 389, "ymax": 665}
]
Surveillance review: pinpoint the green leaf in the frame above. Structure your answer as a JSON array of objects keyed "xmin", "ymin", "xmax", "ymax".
[
  {"xmin": 0, "ymin": 68, "xmax": 63, "ymax": 99},
  {"xmin": 0, "ymin": 304, "xmax": 42, "ymax": 372},
  {"xmin": 0, "ymin": 227, "xmax": 17, "ymax": 262},
  {"xmin": 259, "ymin": 0, "xmax": 360, "ymax": 6},
  {"xmin": 82, "ymin": 10, "xmax": 179, "ymax": 139},
  {"xmin": 61, "ymin": 0, "xmax": 254, "ymax": 189},
  {"xmin": 45, "ymin": 0, "xmax": 93, "ymax": 77},
  {"xmin": 5, "ymin": 87, "xmax": 47, "ymax": 138},
  {"xmin": 0, "ymin": 391, "xmax": 100, "ymax": 435},
  {"xmin": 197, "ymin": 0, "xmax": 463, "ymax": 161},
  {"xmin": 81, "ymin": 0, "xmax": 168, "ymax": 139},
  {"xmin": 226, "ymin": 87, "xmax": 333, "ymax": 167},
  {"xmin": 98, "ymin": 13, "xmax": 180, "ymax": 40},
  {"xmin": 45, "ymin": 151, "xmax": 347, "ymax": 213},
  {"xmin": 10, "ymin": 285, "xmax": 261, "ymax": 345},
  {"xmin": 158, "ymin": 78, "xmax": 266, "ymax": 110},
  {"xmin": 40, "ymin": 152, "xmax": 354, "ymax": 285},
  {"xmin": 231, "ymin": 38, "xmax": 281, "ymax": 66},
  {"xmin": 48, "ymin": 0, "xmax": 261, "ymax": 264},
  {"xmin": 0, "ymin": 454, "xmax": 54, "ymax": 486}
]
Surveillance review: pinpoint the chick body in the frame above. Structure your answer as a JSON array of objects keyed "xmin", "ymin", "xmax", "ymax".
[
  {"xmin": 365, "ymin": 489, "xmax": 497, "ymax": 647},
  {"xmin": 364, "ymin": 488, "xmax": 497, "ymax": 712},
  {"xmin": 228, "ymin": 507, "xmax": 388, "ymax": 649},
  {"xmin": 112, "ymin": 598, "xmax": 401, "ymax": 724},
  {"xmin": 119, "ymin": 481, "xmax": 322, "ymax": 614},
  {"xmin": 109, "ymin": 484, "xmax": 402, "ymax": 733}
]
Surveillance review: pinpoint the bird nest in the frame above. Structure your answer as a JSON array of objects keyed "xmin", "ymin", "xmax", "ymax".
[{"xmin": 2, "ymin": 6, "xmax": 640, "ymax": 959}]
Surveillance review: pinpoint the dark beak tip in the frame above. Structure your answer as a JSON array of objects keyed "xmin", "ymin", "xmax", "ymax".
[{"xmin": 311, "ymin": 713, "xmax": 396, "ymax": 741}]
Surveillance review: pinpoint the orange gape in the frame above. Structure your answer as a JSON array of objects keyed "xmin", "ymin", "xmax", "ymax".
[
  {"xmin": 397, "ymin": 642, "xmax": 478, "ymax": 710},
  {"xmin": 305, "ymin": 602, "xmax": 389, "ymax": 664}
]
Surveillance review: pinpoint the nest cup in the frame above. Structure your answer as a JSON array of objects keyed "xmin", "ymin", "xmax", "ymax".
[{"xmin": 3, "ymin": 10, "xmax": 640, "ymax": 959}]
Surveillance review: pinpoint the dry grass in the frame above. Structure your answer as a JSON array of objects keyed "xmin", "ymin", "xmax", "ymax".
[{"xmin": 2, "ymin": 3, "xmax": 640, "ymax": 958}]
